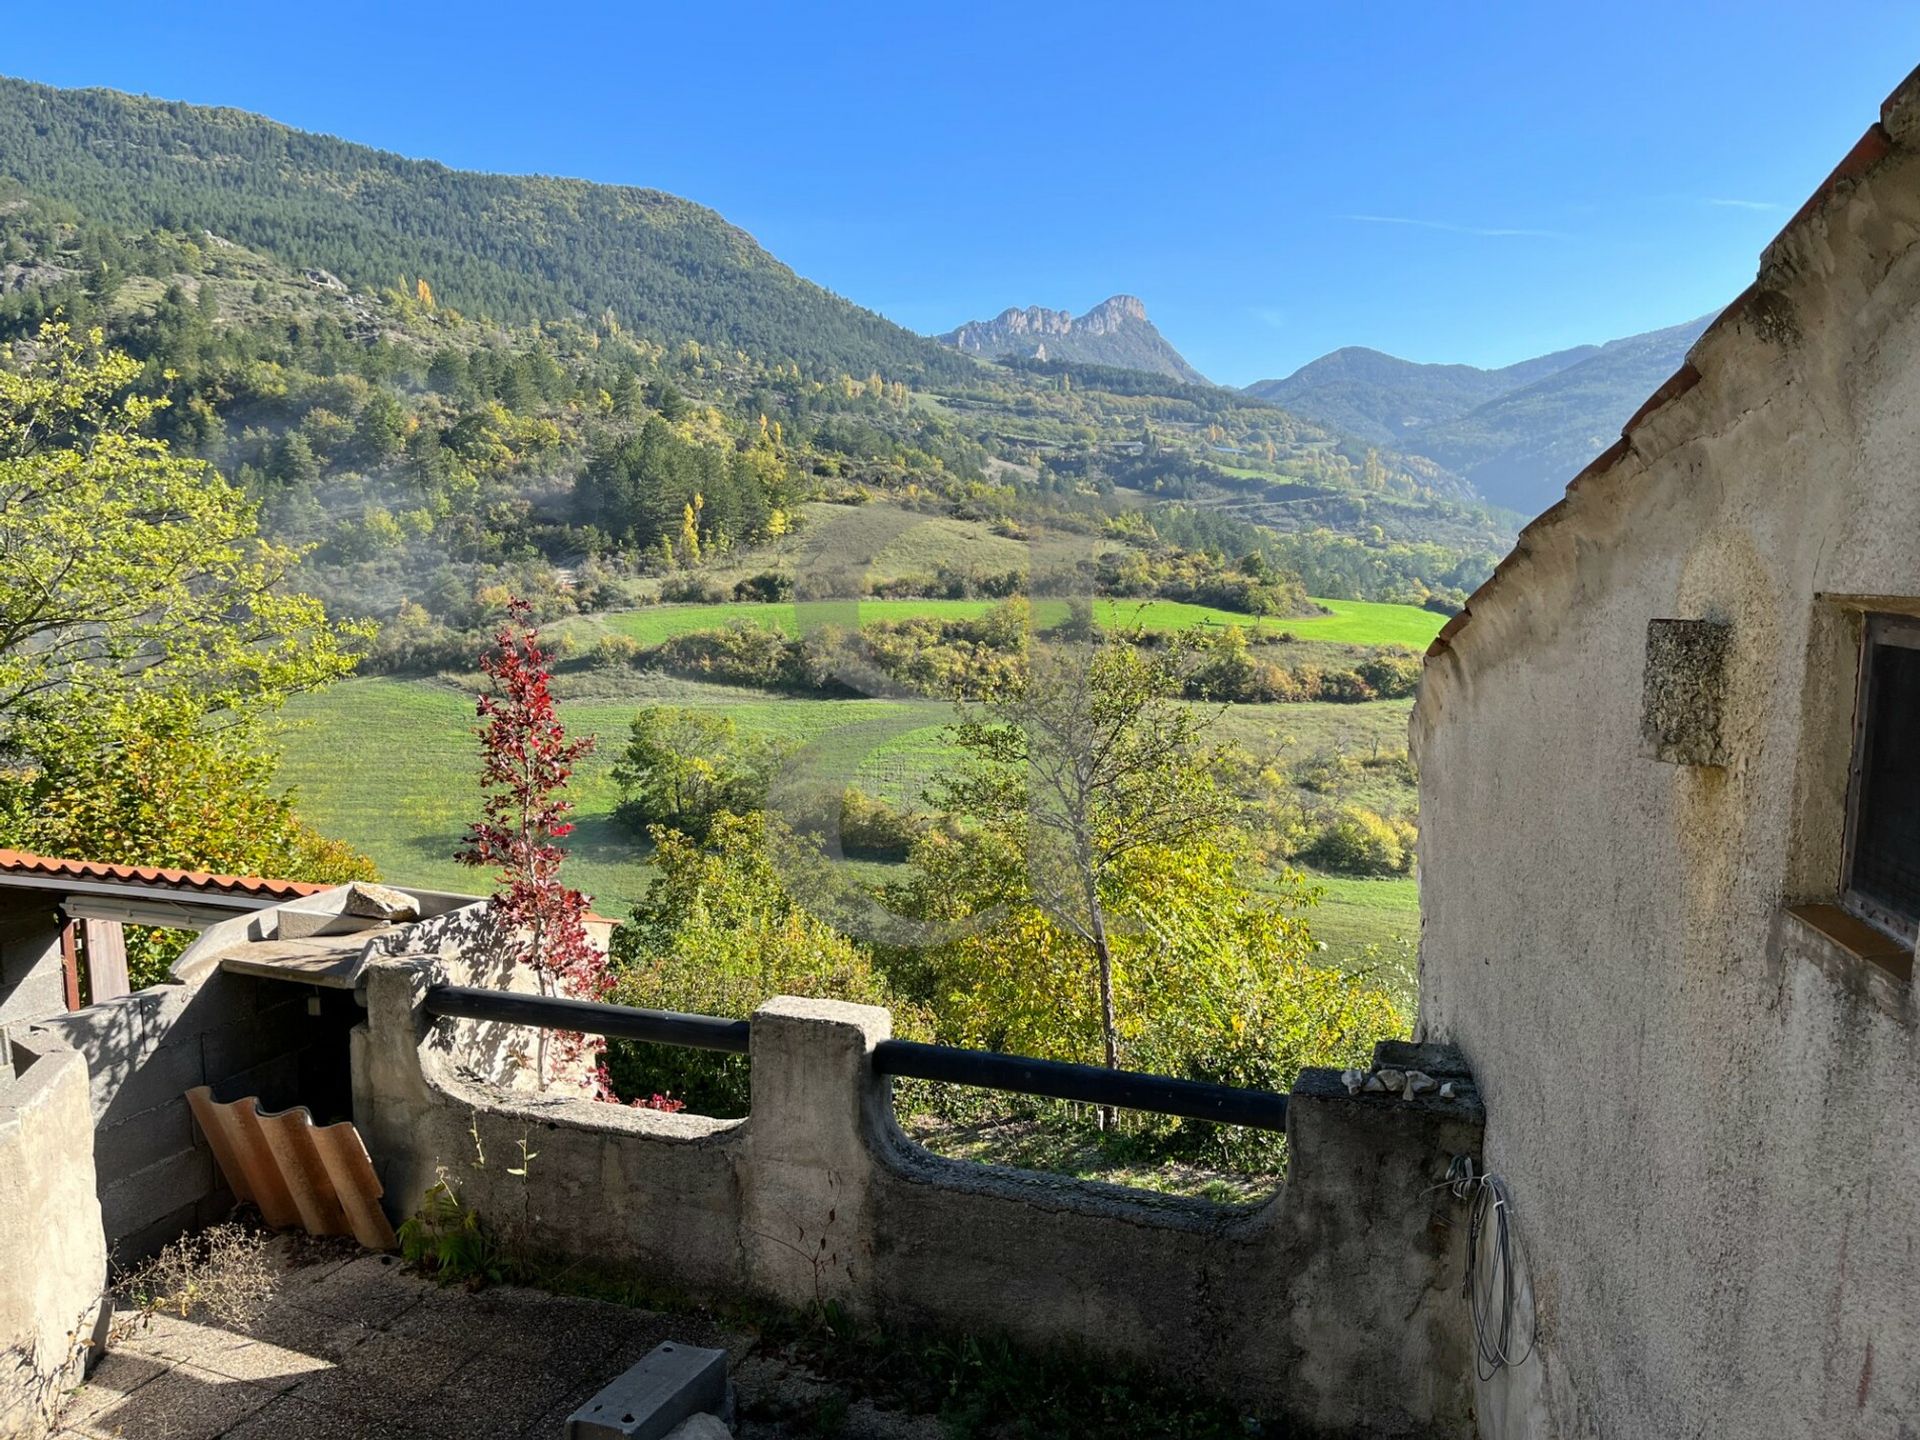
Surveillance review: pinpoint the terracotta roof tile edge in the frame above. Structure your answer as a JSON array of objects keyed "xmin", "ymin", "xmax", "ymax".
[
  {"xmin": 1427, "ymin": 85, "xmax": 1912, "ymax": 664},
  {"xmin": 0, "ymin": 848, "xmax": 331, "ymax": 900}
]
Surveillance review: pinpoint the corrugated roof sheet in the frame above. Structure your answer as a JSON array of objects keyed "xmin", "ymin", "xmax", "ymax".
[{"xmin": 186, "ymin": 1086, "xmax": 397, "ymax": 1251}]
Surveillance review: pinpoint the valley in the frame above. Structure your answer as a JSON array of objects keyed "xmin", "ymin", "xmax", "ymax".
[{"xmin": 0, "ymin": 72, "xmax": 1681, "ymax": 1148}]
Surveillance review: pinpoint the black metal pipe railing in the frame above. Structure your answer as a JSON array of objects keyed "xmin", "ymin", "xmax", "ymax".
[
  {"xmin": 422, "ymin": 984, "xmax": 751, "ymax": 1053},
  {"xmin": 420, "ymin": 984, "xmax": 1287, "ymax": 1130},
  {"xmin": 874, "ymin": 1039, "xmax": 1288, "ymax": 1131}
]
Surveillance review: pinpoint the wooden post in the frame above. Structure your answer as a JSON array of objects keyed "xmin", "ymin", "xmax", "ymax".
[
  {"xmin": 58, "ymin": 919, "xmax": 82, "ymax": 1011},
  {"xmin": 81, "ymin": 919, "xmax": 130, "ymax": 1004}
]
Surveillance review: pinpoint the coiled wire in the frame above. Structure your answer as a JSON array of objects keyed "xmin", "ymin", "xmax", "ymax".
[{"xmin": 1447, "ymin": 1155, "xmax": 1537, "ymax": 1381}]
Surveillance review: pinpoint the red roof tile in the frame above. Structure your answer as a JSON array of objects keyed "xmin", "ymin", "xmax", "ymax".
[{"xmin": 0, "ymin": 849, "xmax": 330, "ymax": 901}]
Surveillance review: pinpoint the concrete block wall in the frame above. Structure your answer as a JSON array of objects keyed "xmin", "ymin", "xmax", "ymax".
[
  {"xmin": 0, "ymin": 891, "xmax": 68, "ymax": 1039},
  {"xmin": 1, "ymin": 1034, "xmax": 108, "ymax": 1440},
  {"xmin": 29, "ymin": 968, "xmax": 330, "ymax": 1262},
  {"xmin": 354, "ymin": 960, "xmax": 1486, "ymax": 1440}
]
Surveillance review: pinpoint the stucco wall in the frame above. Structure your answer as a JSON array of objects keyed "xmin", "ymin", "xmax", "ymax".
[
  {"xmin": 0, "ymin": 1034, "xmax": 108, "ymax": 1439},
  {"xmin": 353, "ymin": 957, "xmax": 1487, "ymax": 1439},
  {"xmin": 1413, "ymin": 114, "xmax": 1920, "ymax": 1438}
]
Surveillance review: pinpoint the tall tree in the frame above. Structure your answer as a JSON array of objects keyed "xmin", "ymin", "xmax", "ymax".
[
  {"xmin": 0, "ymin": 322, "xmax": 361, "ymax": 732},
  {"xmin": 938, "ymin": 632, "xmax": 1238, "ymax": 1120}
]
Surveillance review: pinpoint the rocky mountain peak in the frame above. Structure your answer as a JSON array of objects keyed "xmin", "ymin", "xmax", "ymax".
[{"xmin": 935, "ymin": 294, "xmax": 1204, "ymax": 385}]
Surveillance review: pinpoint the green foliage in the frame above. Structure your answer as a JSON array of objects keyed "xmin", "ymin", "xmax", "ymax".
[
  {"xmin": 0, "ymin": 78, "xmax": 971, "ymax": 382},
  {"xmin": 1305, "ymin": 805, "xmax": 1418, "ymax": 876},
  {"xmin": 837, "ymin": 787, "xmax": 932, "ymax": 861},
  {"xmin": 893, "ymin": 834, "xmax": 1403, "ymax": 1164},
  {"xmin": 0, "ymin": 323, "xmax": 366, "ymax": 730},
  {"xmin": 605, "ymin": 815, "xmax": 929, "ymax": 1115},
  {"xmin": 0, "ymin": 325, "xmax": 374, "ymax": 984},
  {"xmin": 609, "ymin": 706, "xmax": 792, "ymax": 839},
  {"xmin": 397, "ymin": 1179, "xmax": 506, "ymax": 1286}
]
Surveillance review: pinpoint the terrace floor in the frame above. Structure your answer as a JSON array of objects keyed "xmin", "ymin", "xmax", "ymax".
[{"xmin": 53, "ymin": 1240, "xmax": 940, "ymax": 1439}]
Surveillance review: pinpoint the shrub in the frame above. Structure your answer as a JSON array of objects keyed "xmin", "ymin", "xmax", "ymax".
[
  {"xmin": 590, "ymin": 633, "xmax": 643, "ymax": 669},
  {"xmin": 732, "ymin": 570, "xmax": 793, "ymax": 603},
  {"xmin": 1305, "ymin": 806, "xmax": 1414, "ymax": 876},
  {"xmin": 650, "ymin": 620, "xmax": 813, "ymax": 690},
  {"xmin": 1355, "ymin": 647, "xmax": 1423, "ymax": 699},
  {"xmin": 604, "ymin": 816, "xmax": 929, "ymax": 1115},
  {"xmin": 659, "ymin": 574, "xmax": 729, "ymax": 604},
  {"xmin": 610, "ymin": 706, "xmax": 791, "ymax": 839},
  {"xmin": 838, "ymin": 787, "xmax": 930, "ymax": 861}
]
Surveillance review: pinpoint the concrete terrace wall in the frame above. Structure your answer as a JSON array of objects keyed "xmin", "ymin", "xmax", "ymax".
[
  {"xmin": 26, "ymin": 903, "xmax": 347, "ymax": 1263},
  {"xmin": 0, "ymin": 1034, "xmax": 108, "ymax": 1439},
  {"xmin": 29, "ymin": 970, "xmax": 325, "ymax": 1261},
  {"xmin": 18, "ymin": 890, "xmax": 492, "ymax": 1263},
  {"xmin": 353, "ymin": 958, "xmax": 1486, "ymax": 1440},
  {"xmin": 1413, "ymin": 95, "xmax": 1920, "ymax": 1439}
]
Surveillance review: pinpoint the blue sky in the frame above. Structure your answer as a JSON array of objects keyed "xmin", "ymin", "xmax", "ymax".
[{"xmin": 5, "ymin": 2, "xmax": 1918, "ymax": 385}]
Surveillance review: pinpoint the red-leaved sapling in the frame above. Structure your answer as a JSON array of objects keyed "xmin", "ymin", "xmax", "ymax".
[{"xmin": 458, "ymin": 597, "xmax": 607, "ymax": 1090}]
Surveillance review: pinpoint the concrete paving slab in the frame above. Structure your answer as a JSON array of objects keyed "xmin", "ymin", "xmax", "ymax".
[{"xmin": 69, "ymin": 1361, "xmax": 279, "ymax": 1439}]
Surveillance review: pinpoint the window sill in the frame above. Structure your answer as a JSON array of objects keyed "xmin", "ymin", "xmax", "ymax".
[{"xmin": 1783, "ymin": 903, "xmax": 1915, "ymax": 1022}]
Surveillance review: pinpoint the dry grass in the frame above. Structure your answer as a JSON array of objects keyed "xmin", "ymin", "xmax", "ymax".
[{"xmin": 115, "ymin": 1222, "xmax": 279, "ymax": 1335}]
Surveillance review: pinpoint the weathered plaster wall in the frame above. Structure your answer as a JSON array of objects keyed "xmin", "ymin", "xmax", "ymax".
[
  {"xmin": 353, "ymin": 959, "xmax": 1487, "ymax": 1439},
  {"xmin": 0, "ymin": 1034, "xmax": 108, "ymax": 1439},
  {"xmin": 1413, "ymin": 109, "xmax": 1920, "ymax": 1438}
]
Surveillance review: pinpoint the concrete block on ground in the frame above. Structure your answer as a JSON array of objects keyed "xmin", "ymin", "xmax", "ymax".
[{"xmin": 565, "ymin": 1341, "xmax": 731, "ymax": 1440}]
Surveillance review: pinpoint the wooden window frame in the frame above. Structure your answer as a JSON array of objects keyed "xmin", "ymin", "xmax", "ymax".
[{"xmin": 1841, "ymin": 613, "xmax": 1920, "ymax": 944}]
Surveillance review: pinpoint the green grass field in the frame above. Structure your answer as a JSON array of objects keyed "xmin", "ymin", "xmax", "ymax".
[
  {"xmin": 280, "ymin": 677, "xmax": 1420, "ymax": 971},
  {"xmin": 587, "ymin": 595, "xmax": 1444, "ymax": 651},
  {"xmin": 278, "ymin": 676, "xmax": 946, "ymax": 911}
]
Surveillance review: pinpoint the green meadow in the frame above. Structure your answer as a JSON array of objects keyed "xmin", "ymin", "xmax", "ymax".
[
  {"xmin": 580, "ymin": 595, "xmax": 1445, "ymax": 651},
  {"xmin": 277, "ymin": 674, "xmax": 1419, "ymax": 975}
]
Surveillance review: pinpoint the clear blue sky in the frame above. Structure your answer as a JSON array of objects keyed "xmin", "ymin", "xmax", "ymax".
[{"xmin": 5, "ymin": 2, "xmax": 1918, "ymax": 385}]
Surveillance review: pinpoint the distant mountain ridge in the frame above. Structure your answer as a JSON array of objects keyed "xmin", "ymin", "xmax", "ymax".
[
  {"xmin": 1249, "ymin": 315, "xmax": 1715, "ymax": 515},
  {"xmin": 0, "ymin": 74, "xmax": 969, "ymax": 381},
  {"xmin": 937, "ymin": 295, "xmax": 1208, "ymax": 385}
]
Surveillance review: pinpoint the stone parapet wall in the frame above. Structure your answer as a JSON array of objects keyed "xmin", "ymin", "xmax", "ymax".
[{"xmin": 352, "ymin": 959, "xmax": 1485, "ymax": 1440}]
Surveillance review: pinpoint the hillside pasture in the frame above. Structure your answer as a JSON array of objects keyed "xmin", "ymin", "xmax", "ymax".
[
  {"xmin": 582, "ymin": 594, "xmax": 1444, "ymax": 651},
  {"xmin": 279, "ymin": 677, "xmax": 1421, "ymax": 969}
]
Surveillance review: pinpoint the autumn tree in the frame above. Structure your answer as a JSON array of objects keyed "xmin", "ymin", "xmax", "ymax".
[
  {"xmin": 0, "ymin": 322, "xmax": 361, "ymax": 732},
  {"xmin": 935, "ymin": 632, "xmax": 1240, "ymax": 1120},
  {"xmin": 0, "ymin": 322, "xmax": 374, "ymax": 980},
  {"xmin": 458, "ymin": 599, "xmax": 603, "ymax": 1088}
]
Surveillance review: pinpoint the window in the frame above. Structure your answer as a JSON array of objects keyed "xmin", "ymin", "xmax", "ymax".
[{"xmin": 1844, "ymin": 615, "xmax": 1920, "ymax": 942}]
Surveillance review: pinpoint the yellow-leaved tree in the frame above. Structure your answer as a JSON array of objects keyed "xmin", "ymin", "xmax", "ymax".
[{"xmin": 0, "ymin": 323, "xmax": 376, "ymax": 982}]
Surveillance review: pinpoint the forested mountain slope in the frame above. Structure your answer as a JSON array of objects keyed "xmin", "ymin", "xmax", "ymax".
[
  {"xmin": 0, "ymin": 75, "xmax": 969, "ymax": 380},
  {"xmin": 1411, "ymin": 315, "xmax": 1715, "ymax": 512},
  {"xmin": 1246, "ymin": 343, "xmax": 1598, "ymax": 447}
]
